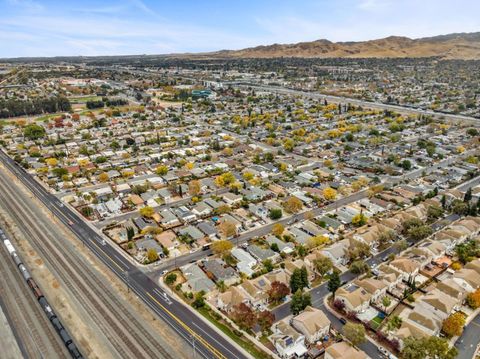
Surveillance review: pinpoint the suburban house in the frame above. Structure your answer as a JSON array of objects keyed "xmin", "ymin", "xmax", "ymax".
[
  {"xmin": 202, "ymin": 258, "xmax": 239, "ymax": 286},
  {"xmin": 181, "ymin": 263, "xmax": 215, "ymax": 293},
  {"xmin": 324, "ymin": 342, "xmax": 368, "ymax": 359},
  {"xmin": 231, "ymin": 248, "xmax": 257, "ymax": 277},
  {"xmin": 216, "ymin": 286, "xmax": 250, "ymax": 313},
  {"xmin": 320, "ymin": 239, "xmax": 349, "ymax": 266},
  {"xmin": 335, "ymin": 283, "xmax": 371, "ymax": 313},
  {"xmin": 389, "ymin": 257, "xmax": 422, "ymax": 283},
  {"xmin": 291, "ymin": 306, "xmax": 331, "ymax": 344},
  {"xmin": 270, "ymin": 320, "xmax": 308, "ymax": 359}
]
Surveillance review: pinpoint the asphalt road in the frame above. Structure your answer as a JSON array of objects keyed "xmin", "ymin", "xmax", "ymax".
[
  {"xmin": 228, "ymin": 82, "xmax": 480, "ymax": 125},
  {"xmin": 148, "ymin": 188, "xmax": 369, "ymax": 275},
  {"xmin": 149, "ymin": 148, "xmax": 477, "ymax": 276},
  {"xmin": 1, "ymin": 136, "xmax": 476, "ymax": 359},
  {"xmin": 455, "ymin": 314, "xmax": 480, "ymax": 359},
  {"xmin": 95, "ymin": 187, "xmax": 229, "ymax": 228},
  {"xmin": 0, "ymin": 150, "xmax": 246, "ymax": 359},
  {"xmin": 270, "ymin": 244, "xmax": 399, "ymax": 359}
]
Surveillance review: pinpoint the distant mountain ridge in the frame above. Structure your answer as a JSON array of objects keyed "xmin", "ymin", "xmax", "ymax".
[{"xmin": 203, "ymin": 32, "xmax": 480, "ymax": 60}]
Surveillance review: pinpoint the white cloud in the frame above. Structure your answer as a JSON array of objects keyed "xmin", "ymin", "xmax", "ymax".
[{"xmin": 1, "ymin": 0, "xmax": 479, "ymax": 57}]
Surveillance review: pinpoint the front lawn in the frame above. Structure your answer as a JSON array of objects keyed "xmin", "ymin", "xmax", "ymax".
[{"xmin": 197, "ymin": 306, "xmax": 272, "ymax": 359}]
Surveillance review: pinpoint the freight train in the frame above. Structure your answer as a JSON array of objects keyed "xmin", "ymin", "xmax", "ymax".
[{"xmin": 0, "ymin": 227, "xmax": 83, "ymax": 359}]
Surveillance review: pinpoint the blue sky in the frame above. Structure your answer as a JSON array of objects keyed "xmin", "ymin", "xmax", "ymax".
[{"xmin": 0, "ymin": 0, "xmax": 479, "ymax": 57}]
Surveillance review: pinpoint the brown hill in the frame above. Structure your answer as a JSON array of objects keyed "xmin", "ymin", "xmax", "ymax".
[{"xmin": 205, "ymin": 32, "xmax": 480, "ymax": 59}]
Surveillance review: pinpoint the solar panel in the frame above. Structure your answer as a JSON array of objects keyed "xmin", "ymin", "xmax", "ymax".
[{"xmin": 285, "ymin": 337, "xmax": 294, "ymax": 346}]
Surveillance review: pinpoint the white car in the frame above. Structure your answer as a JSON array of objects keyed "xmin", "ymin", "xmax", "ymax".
[{"xmin": 378, "ymin": 347, "xmax": 389, "ymax": 357}]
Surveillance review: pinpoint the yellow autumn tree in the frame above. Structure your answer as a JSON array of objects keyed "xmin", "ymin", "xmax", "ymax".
[
  {"xmin": 283, "ymin": 196, "xmax": 303, "ymax": 213},
  {"xmin": 442, "ymin": 312, "xmax": 465, "ymax": 337},
  {"xmin": 272, "ymin": 223, "xmax": 285, "ymax": 237},
  {"xmin": 45, "ymin": 158, "xmax": 58, "ymax": 167},
  {"xmin": 188, "ymin": 180, "xmax": 201, "ymax": 196},
  {"xmin": 98, "ymin": 172, "xmax": 109, "ymax": 182},
  {"xmin": 323, "ymin": 187, "xmax": 337, "ymax": 201},
  {"xmin": 139, "ymin": 206, "xmax": 155, "ymax": 218}
]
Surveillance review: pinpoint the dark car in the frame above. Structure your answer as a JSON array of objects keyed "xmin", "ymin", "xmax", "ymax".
[{"xmin": 339, "ymin": 317, "xmax": 347, "ymax": 325}]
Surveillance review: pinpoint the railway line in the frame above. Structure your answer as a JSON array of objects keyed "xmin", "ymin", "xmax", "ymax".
[
  {"xmin": 0, "ymin": 149, "xmax": 248, "ymax": 359},
  {"xmin": 0, "ymin": 167, "xmax": 176, "ymax": 359},
  {"xmin": 0, "ymin": 233, "xmax": 68, "ymax": 359}
]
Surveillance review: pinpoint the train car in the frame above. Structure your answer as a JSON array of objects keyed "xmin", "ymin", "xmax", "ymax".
[
  {"xmin": 51, "ymin": 317, "xmax": 65, "ymax": 332},
  {"xmin": 18, "ymin": 263, "xmax": 32, "ymax": 281},
  {"xmin": 38, "ymin": 297, "xmax": 56, "ymax": 321},
  {"xmin": 4, "ymin": 239, "xmax": 16, "ymax": 255},
  {"xmin": 11, "ymin": 251, "xmax": 22, "ymax": 267},
  {"xmin": 1, "ymin": 227, "xmax": 83, "ymax": 358},
  {"xmin": 59, "ymin": 328, "xmax": 73, "ymax": 346},
  {"xmin": 27, "ymin": 278, "xmax": 43, "ymax": 300},
  {"xmin": 67, "ymin": 342, "xmax": 83, "ymax": 359}
]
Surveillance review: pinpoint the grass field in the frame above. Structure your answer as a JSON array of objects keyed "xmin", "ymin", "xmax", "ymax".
[
  {"xmin": 197, "ymin": 306, "xmax": 272, "ymax": 359},
  {"xmin": 68, "ymin": 96, "xmax": 102, "ymax": 103},
  {"xmin": 370, "ymin": 315, "xmax": 384, "ymax": 330}
]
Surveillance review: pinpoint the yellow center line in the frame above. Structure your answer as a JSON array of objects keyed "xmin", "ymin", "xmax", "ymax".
[
  {"xmin": 90, "ymin": 239, "xmax": 125, "ymax": 272},
  {"xmin": 147, "ymin": 293, "xmax": 226, "ymax": 359}
]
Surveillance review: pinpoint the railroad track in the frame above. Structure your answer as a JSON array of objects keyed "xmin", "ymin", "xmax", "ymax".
[
  {"xmin": 0, "ymin": 231, "xmax": 67, "ymax": 359},
  {"xmin": 0, "ymin": 170, "xmax": 174, "ymax": 359}
]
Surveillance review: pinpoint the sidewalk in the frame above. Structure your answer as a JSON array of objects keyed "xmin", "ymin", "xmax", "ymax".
[{"xmin": 158, "ymin": 279, "xmax": 274, "ymax": 359}]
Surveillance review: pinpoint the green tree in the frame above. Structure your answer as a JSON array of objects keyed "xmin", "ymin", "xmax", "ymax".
[
  {"xmin": 24, "ymin": 123, "xmax": 46, "ymax": 140},
  {"xmin": 407, "ymin": 225, "xmax": 432, "ymax": 242},
  {"xmin": 290, "ymin": 290, "xmax": 311, "ymax": 315},
  {"xmin": 192, "ymin": 291, "xmax": 206, "ymax": 308},
  {"xmin": 263, "ymin": 259, "xmax": 274, "ymax": 272},
  {"xmin": 350, "ymin": 260, "xmax": 369, "ymax": 274},
  {"xmin": 314, "ymin": 256, "xmax": 333, "ymax": 277},
  {"xmin": 402, "ymin": 336, "xmax": 457, "ymax": 359},
  {"xmin": 126, "ymin": 226, "xmax": 135, "ymax": 241},
  {"xmin": 401, "ymin": 159, "xmax": 412, "ymax": 171},
  {"xmin": 165, "ymin": 273, "xmax": 177, "ymax": 285},
  {"xmin": 269, "ymin": 208, "xmax": 283, "ymax": 220},
  {"xmin": 382, "ymin": 296, "xmax": 391, "ymax": 311},
  {"xmin": 328, "ymin": 271, "xmax": 341, "ymax": 298},
  {"xmin": 402, "ymin": 218, "xmax": 423, "ymax": 233},
  {"xmin": 386, "ymin": 315, "xmax": 402, "ymax": 331},
  {"xmin": 290, "ymin": 267, "xmax": 308, "ymax": 293},
  {"xmin": 343, "ymin": 322, "xmax": 365, "ymax": 347},
  {"xmin": 467, "ymin": 128, "xmax": 479, "ymax": 137},
  {"xmin": 52, "ymin": 167, "xmax": 68, "ymax": 178},
  {"xmin": 378, "ymin": 230, "xmax": 396, "ymax": 247},
  {"xmin": 452, "ymin": 200, "xmax": 469, "ymax": 215},
  {"xmin": 455, "ymin": 241, "xmax": 479, "ymax": 264},
  {"xmin": 427, "ymin": 205, "xmax": 444, "ymax": 221},
  {"xmin": 297, "ymin": 244, "xmax": 307, "ymax": 258},
  {"xmin": 464, "ymin": 188, "xmax": 473, "ymax": 202}
]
